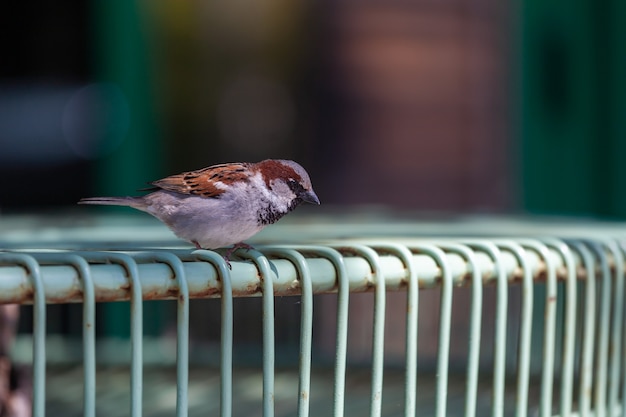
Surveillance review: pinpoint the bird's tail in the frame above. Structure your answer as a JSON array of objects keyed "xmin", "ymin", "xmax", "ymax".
[{"xmin": 78, "ymin": 196, "xmax": 145, "ymax": 209}]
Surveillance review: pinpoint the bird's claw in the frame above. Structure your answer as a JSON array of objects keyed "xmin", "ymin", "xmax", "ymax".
[
  {"xmin": 222, "ymin": 242, "xmax": 254, "ymax": 270},
  {"xmin": 222, "ymin": 256, "xmax": 233, "ymax": 270}
]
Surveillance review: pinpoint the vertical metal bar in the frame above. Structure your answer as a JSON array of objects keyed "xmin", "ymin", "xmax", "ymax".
[
  {"xmin": 518, "ymin": 240, "xmax": 557, "ymax": 417},
  {"xmin": 542, "ymin": 239, "xmax": 577, "ymax": 417},
  {"xmin": 403, "ymin": 248, "xmax": 418, "ymax": 417},
  {"xmin": 192, "ymin": 250, "xmax": 233, "ymax": 417},
  {"xmin": 296, "ymin": 246, "xmax": 349, "ymax": 417},
  {"xmin": 406, "ymin": 244, "xmax": 452, "ymax": 417},
  {"xmin": 0, "ymin": 254, "xmax": 46, "ymax": 417},
  {"xmin": 290, "ymin": 250, "xmax": 314, "ymax": 417},
  {"xmin": 513, "ymin": 243, "xmax": 534, "ymax": 417},
  {"xmin": 464, "ymin": 242, "xmax": 506, "ymax": 417},
  {"xmin": 71, "ymin": 255, "xmax": 96, "ymax": 417},
  {"xmin": 367, "ymin": 244, "xmax": 419, "ymax": 417},
  {"xmin": 124, "ymin": 259, "xmax": 143, "ymax": 417},
  {"xmin": 618, "ymin": 240, "xmax": 626, "ymax": 417},
  {"xmin": 122, "ymin": 256, "xmax": 143, "ymax": 417},
  {"xmin": 495, "ymin": 241, "xmax": 533, "ymax": 417},
  {"xmin": 589, "ymin": 241, "xmax": 612, "ymax": 417},
  {"xmin": 369, "ymin": 247, "xmax": 385, "ymax": 417},
  {"xmin": 133, "ymin": 252, "xmax": 189, "ymax": 417},
  {"xmin": 333, "ymin": 245, "xmax": 385, "ymax": 417},
  {"xmin": 435, "ymin": 243, "xmax": 482, "ymax": 417},
  {"xmin": 604, "ymin": 241, "xmax": 624, "ymax": 413},
  {"xmin": 569, "ymin": 241, "xmax": 596, "ymax": 417},
  {"xmin": 78, "ymin": 252, "xmax": 143, "ymax": 417},
  {"xmin": 78, "ymin": 256, "xmax": 96, "ymax": 417},
  {"xmin": 262, "ymin": 247, "xmax": 314, "ymax": 417},
  {"xmin": 34, "ymin": 253, "xmax": 96, "ymax": 417},
  {"xmin": 237, "ymin": 249, "xmax": 275, "ymax": 417},
  {"xmin": 511, "ymin": 244, "xmax": 533, "ymax": 417}
]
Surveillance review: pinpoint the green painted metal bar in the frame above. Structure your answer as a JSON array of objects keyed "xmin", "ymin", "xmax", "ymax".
[
  {"xmin": 295, "ymin": 246, "xmax": 349, "ymax": 417},
  {"xmin": 604, "ymin": 241, "xmax": 624, "ymax": 412},
  {"xmin": 434, "ymin": 243, "xmax": 482, "ymax": 417},
  {"xmin": 589, "ymin": 241, "xmax": 612, "ymax": 416},
  {"xmin": 263, "ymin": 247, "xmax": 314, "ymax": 417},
  {"xmin": 333, "ymin": 244, "xmax": 385, "ymax": 417},
  {"xmin": 495, "ymin": 241, "xmax": 533, "ymax": 417},
  {"xmin": 542, "ymin": 239, "xmax": 577, "ymax": 416},
  {"xmin": 136, "ymin": 252, "xmax": 189, "ymax": 417},
  {"xmin": 407, "ymin": 244, "xmax": 452, "ymax": 417},
  {"xmin": 618, "ymin": 242, "xmax": 626, "ymax": 417},
  {"xmin": 569, "ymin": 241, "xmax": 596, "ymax": 416},
  {"xmin": 112, "ymin": 254, "xmax": 143, "ymax": 417},
  {"xmin": 464, "ymin": 242, "xmax": 506, "ymax": 417},
  {"xmin": 518, "ymin": 240, "xmax": 557, "ymax": 417},
  {"xmin": 76, "ymin": 252, "xmax": 143, "ymax": 417},
  {"xmin": 237, "ymin": 249, "xmax": 275, "ymax": 417},
  {"xmin": 0, "ymin": 254, "xmax": 46, "ymax": 417},
  {"xmin": 191, "ymin": 250, "xmax": 233, "ymax": 417},
  {"xmin": 34, "ymin": 253, "xmax": 96, "ymax": 417},
  {"xmin": 616, "ymin": 239, "xmax": 626, "ymax": 417},
  {"xmin": 288, "ymin": 249, "xmax": 314, "ymax": 417},
  {"xmin": 366, "ymin": 243, "xmax": 418, "ymax": 417}
]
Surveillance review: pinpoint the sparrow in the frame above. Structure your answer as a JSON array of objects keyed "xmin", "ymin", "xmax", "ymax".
[{"xmin": 79, "ymin": 159, "xmax": 320, "ymax": 256}]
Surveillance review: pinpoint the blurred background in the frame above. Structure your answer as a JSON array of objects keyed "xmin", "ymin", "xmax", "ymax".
[
  {"xmin": 1, "ymin": 0, "xmax": 626, "ymax": 413},
  {"xmin": 1, "ymin": 0, "xmax": 625, "ymax": 214}
]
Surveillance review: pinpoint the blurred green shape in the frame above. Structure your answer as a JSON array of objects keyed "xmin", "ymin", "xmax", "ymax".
[
  {"xmin": 92, "ymin": 0, "xmax": 163, "ymax": 196},
  {"xmin": 520, "ymin": 0, "xmax": 626, "ymax": 379},
  {"xmin": 521, "ymin": 0, "xmax": 626, "ymax": 217},
  {"xmin": 92, "ymin": 0, "xmax": 165, "ymax": 337}
]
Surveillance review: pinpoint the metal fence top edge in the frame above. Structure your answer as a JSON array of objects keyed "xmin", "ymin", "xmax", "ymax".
[{"xmin": 0, "ymin": 234, "xmax": 619, "ymax": 304}]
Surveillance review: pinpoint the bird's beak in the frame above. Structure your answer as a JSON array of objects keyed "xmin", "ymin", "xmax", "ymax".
[{"xmin": 300, "ymin": 190, "xmax": 320, "ymax": 205}]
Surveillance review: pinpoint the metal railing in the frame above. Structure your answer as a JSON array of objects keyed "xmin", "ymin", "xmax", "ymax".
[{"xmin": 1, "ymin": 218, "xmax": 626, "ymax": 416}]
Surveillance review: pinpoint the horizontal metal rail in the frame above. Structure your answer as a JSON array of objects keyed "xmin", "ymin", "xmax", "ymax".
[
  {"xmin": 1, "ymin": 234, "xmax": 625, "ymax": 417},
  {"xmin": 0, "ymin": 242, "xmax": 561, "ymax": 304}
]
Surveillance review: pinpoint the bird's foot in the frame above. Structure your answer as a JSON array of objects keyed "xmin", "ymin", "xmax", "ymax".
[{"xmin": 223, "ymin": 242, "xmax": 254, "ymax": 270}]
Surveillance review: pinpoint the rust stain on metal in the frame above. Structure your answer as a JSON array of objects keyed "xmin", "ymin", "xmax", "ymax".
[
  {"xmin": 95, "ymin": 293, "xmax": 129, "ymax": 303},
  {"xmin": 18, "ymin": 283, "xmax": 34, "ymax": 302},
  {"xmin": 509, "ymin": 268, "xmax": 524, "ymax": 283},
  {"xmin": 245, "ymin": 282, "xmax": 261, "ymax": 293},
  {"xmin": 556, "ymin": 266, "xmax": 567, "ymax": 279},
  {"xmin": 281, "ymin": 288, "xmax": 303, "ymax": 296},
  {"xmin": 47, "ymin": 287, "xmax": 84, "ymax": 304},
  {"xmin": 190, "ymin": 287, "xmax": 222, "ymax": 298},
  {"xmin": 165, "ymin": 287, "xmax": 180, "ymax": 299},
  {"xmin": 142, "ymin": 289, "xmax": 166, "ymax": 300}
]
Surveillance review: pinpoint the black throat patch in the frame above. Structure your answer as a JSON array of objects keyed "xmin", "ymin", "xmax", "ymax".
[{"xmin": 256, "ymin": 198, "xmax": 301, "ymax": 226}]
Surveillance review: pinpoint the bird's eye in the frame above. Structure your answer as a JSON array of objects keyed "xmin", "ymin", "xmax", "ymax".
[{"xmin": 286, "ymin": 179, "xmax": 303, "ymax": 193}]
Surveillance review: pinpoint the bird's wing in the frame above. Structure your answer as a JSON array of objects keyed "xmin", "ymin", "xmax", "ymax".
[{"xmin": 149, "ymin": 163, "xmax": 252, "ymax": 198}]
